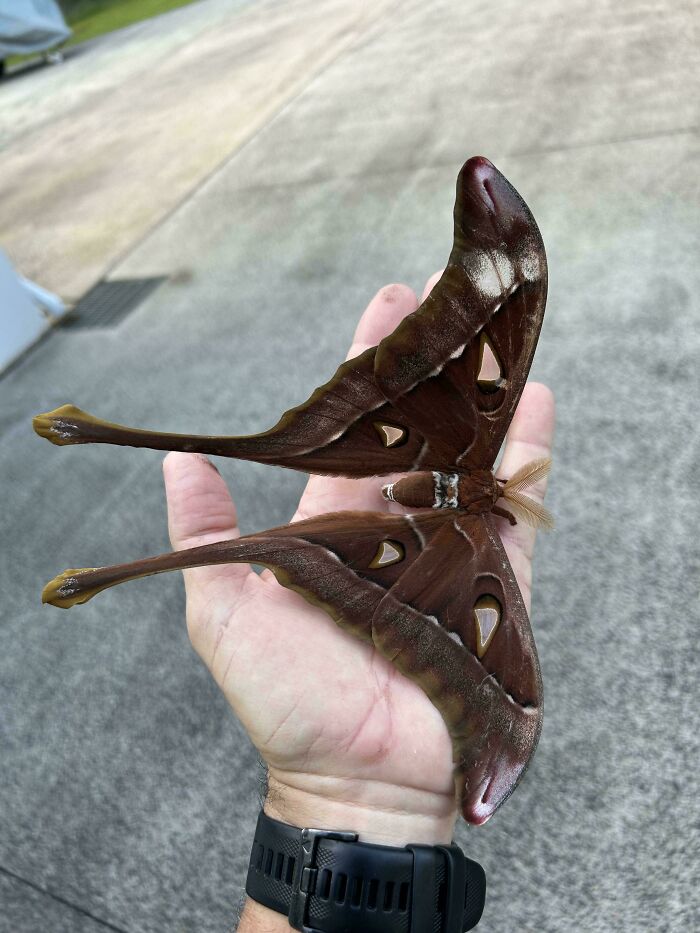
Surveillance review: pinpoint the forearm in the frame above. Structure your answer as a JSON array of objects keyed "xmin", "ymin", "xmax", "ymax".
[{"xmin": 238, "ymin": 772, "xmax": 458, "ymax": 932}]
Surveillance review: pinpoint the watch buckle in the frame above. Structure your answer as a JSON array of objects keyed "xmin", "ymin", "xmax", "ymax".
[{"xmin": 288, "ymin": 826, "xmax": 359, "ymax": 933}]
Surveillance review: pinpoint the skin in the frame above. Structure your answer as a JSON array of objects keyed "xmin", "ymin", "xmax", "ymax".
[{"xmin": 162, "ymin": 272, "xmax": 555, "ymax": 932}]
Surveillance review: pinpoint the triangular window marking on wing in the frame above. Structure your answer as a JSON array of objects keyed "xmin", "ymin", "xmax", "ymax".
[
  {"xmin": 474, "ymin": 595, "xmax": 501, "ymax": 657},
  {"xmin": 369, "ymin": 540, "xmax": 405, "ymax": 569},
  {"xmin": 373, "ymin": 421, "xmax": 407, "ymax": 448},
  {"xmin": 476, "ymin": 333, "xmax": 505, "ymax": 394}
]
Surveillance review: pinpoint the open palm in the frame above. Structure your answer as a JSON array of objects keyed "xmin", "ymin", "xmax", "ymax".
[{"xmin": 163, "ymin": 275, "xmax": 555, "ymax": 843}]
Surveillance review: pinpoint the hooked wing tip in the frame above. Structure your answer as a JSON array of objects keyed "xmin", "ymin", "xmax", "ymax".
[
  {"xmin": 453, "ymin": 155, "xmax": 545, "ymax": 268},
  {"xmin": 457, "ymin": 155, "xmax": 521, "ymax": 218},
  {"xmin": 460, "ymin": 155, "xmax": 497, "ymax": 192},
  {"xmin": 460, "ymin": 157, "xmax": 499, "ymax": 212},
  {"xmin": 458, "ymin": 749, "xmax": 534, "ymax": 825},
  {"xmin": 461, "ymin": 775, "xmax": 498, "ymax": 825},
  {"xmin": 463, "ymin": 155, "xmax": 495, "ymax": 175},
  {"xmin": 462, "ymin": 796, "xmax": 496, "ymax": 826}
]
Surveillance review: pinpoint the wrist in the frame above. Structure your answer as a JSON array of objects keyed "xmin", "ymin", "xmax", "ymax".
[
  {"xmin": 265, "ymin": 768, "xmax": 457, "ymax": 847},
  {"xmin": 238, "ymin": 768, "xmax": 470, "ymax": 933},
  {"xmin": 239, "ymin": 898, "xmax": 292, "ymax": 933}
]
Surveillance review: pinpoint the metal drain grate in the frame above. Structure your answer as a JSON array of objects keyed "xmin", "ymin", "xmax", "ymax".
[{"xmin": 60, "ymin": 277, "xmax": 166, "ymax": 329}]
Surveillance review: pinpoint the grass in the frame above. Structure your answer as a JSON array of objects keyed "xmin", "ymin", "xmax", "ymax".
[
  {"xmin": 5, "ymin": 0, "xmax": 201, "ymax": 67},
  {"xmin": 61, "ymin": 0, "xmax": 202, "ymax": 47}
]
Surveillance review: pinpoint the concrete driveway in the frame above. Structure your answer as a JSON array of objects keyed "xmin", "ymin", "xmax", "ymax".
[
  {"xmin": 1, "ymin": 0, "xmax": 698, "ymax": 930},
  {"xmin": 0, "ymin": 0, "xmax": 396, "ymax": 302}
]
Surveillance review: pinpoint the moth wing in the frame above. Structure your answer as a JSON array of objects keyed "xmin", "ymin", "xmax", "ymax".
[
  {"xmin": 236, "ymin": 157, "xmax": 547, "ymax": 476},
  {"xmin": 373, "ymin": 156, "xmax": 547, "ymax": 471},
  {"xmin": 246, "ymin": 509, "xmax": 450, "ymax": 641},
  {"xmin": 371, "ymin": 511, "xmax": 542, "ymax": 824},
  {"xmin": 42, "ymin": 503, "xmax": 541, "ymax": 825},
  {"xmin": 34, "ymin": 347, "xmax": 432, "ymax": 478},
  {"xmin": 42, "ymin": 509, "xmax": 449, "ymax": 633},
  {"xmin": 35, "ymin": 159, "xmax": 545, "ymax": 479},
  {"xmin": 222, "ymin": 346, "xmax": 432, "ymax": 477},
  {"xmin": 254, "ymin": 157, "xmax": 547, "ymax": 476}
]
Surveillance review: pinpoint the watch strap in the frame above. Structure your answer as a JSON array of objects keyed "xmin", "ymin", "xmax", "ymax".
[{"xmin": 245, "ymin": 810, "xmax": 485, "ymax": 932}]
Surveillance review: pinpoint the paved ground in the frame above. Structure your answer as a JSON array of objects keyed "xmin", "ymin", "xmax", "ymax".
[
  {"xmin": 1, "ymin": 0, "xmax": 699, "ymax": 931},
  {"xmin": 0, "ymin": 0, "xmax": 396, "ymax": 302}
]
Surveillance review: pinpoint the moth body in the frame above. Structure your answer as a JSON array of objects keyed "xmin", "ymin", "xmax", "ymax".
[{"xmin": 382, "ymin": 469, "xmax": 500, "ymax": 513}]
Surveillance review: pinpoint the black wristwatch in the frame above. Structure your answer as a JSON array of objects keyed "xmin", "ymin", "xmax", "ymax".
[{"xmin": 245, "ymin": 810, "xmax": 486, "ymax": 932}]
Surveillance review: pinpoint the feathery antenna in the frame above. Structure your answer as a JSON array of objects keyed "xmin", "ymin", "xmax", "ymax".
[{"xmin": 499, "ymin": 457, "xmax": 554, "ymax": 531}]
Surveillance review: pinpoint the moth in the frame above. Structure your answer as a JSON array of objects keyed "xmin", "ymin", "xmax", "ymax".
[{"xmin": 34, "ymin": 156, "xmax": 551, "ymax": 825}]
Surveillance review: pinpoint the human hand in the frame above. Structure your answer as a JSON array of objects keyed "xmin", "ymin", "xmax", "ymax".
[{"xmin": 163, "ymin": 274, "xmax": 555, "ymax": 854}]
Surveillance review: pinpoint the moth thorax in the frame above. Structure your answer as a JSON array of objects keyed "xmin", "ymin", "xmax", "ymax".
[{"xmin": 457, "ymin": 470, "xmax": 501, "ymax": 512}]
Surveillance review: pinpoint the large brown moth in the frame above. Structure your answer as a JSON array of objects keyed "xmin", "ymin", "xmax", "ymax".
[{"xmin": 34, "ymin": 156, "xmax": 551, "ymax": 825}]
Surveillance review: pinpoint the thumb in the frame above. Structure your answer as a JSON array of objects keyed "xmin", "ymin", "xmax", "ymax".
[{"xmin": 162, "ymin": 451, "xmax": 252, "ymax": 624}]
